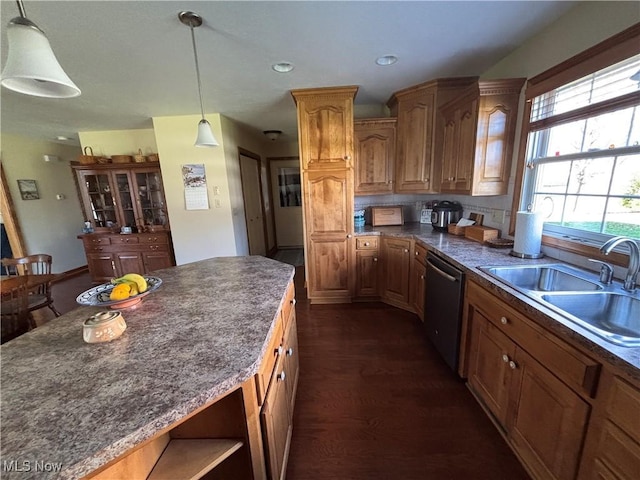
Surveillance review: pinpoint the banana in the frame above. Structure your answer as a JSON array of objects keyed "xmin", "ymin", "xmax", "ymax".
[{"xmin": 120, "ymin": 273, "xmax": 148, "ymax": 293}]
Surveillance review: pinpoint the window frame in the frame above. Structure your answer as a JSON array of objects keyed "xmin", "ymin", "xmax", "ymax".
[{"xmin": 510, "ymin": 23, "xmax": 640, "ymax": 266}]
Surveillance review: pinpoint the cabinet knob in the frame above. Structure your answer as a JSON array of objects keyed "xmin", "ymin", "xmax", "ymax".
[
  {"xmin": 364, "ymin": 242, "xmax": 370, "ymax": 246},
  {"xmin": 276, "ymin": 345, "xmax": 283, "ymax": 356},
  {"xmin": 347, "ymin": 234, "xmax": 353, "ymax": 238},
  {"xmin": 415, "ymin": 251, "xmax": 419, "ymax": 256},
  {"xmin": 509, "ymin": 360, "xmax": 518, "ymax": 370},
  {"xmin": 404, "ymin": 249, "xmax": 409, "ymax": 253},
  {"xmin": 500, "ymin": 316, "xmax": 508, "ymax": 325},
  {"xmin": 290, "ymin": 298, "xmax": 296, "ymax": 306},
  {"xmin": 277, "ymin": 371, "xmax": 286, "ymax": 382},
  {"xmin": 373, "ymin": 257, "xmax": 378, "ymax": 262},
  {"xmin": 344, "ymin": 155, "xmax": 351, "ymax": 161},
  {"xmin": 502, "ymin": 354, "xmax": 509, "ymax": 363},
  {"xmin": 420, "ymin": 275, "xmax": 425, "ymax": 280},
  {"xmin": 286, "ymin": 347, "xmax": 294, "ymax": 356},
  {"xmin": 111, "ymin": 261, "xmax": 116, "ymax": 273}
]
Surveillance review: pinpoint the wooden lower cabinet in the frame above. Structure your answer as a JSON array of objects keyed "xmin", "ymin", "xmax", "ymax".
[
  {"xmin": 579, "ymin": 369, "xmax": 640, "ymax": 480},
  {"xmin": 380, "ymin": 236, "xmax": 412, "ymax": 309},
  {"xmin": 80, "ymin": 232, "xmax": 175, "ymax": 282},
  {"xmin": 261, "ymin": 309, "xmax": 299, "ymax": 480},
  {"xmin": 410, "ymin": 243, "xmax": 427, "ymax": 321},
  {"xmin": 354, "ymin": 236, "xmax": 379, "ymax": 299},
  {"xmin": 465, "ymin": 280, "xmax": 596, "ymax": 480}
]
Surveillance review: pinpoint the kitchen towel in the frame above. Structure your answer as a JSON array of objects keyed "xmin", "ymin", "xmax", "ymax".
[{"xmin": 513, "ymin": 210, "xmax": 544, "ymax": 256}]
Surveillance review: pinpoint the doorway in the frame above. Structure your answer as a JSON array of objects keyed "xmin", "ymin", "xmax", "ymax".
[
  {"xmin": 270, "ymin": 158, "xmax": 303, "ymax": 249},
  {"xmin": 239, "ymin": 152, "xmax": 267, "ymax": 256},
  {"xmin": 0, "ymin": 163, "xmax": 26, "ymax": 259}
]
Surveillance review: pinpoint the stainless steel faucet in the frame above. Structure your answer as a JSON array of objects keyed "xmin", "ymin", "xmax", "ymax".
[{"xmin": 599, "ymin": 236, "xmax": 640, "ymax": 292}]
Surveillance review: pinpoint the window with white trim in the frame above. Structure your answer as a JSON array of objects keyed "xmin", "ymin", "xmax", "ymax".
[{"xmin": 521, "ymin": 54, "xmax": 640, "ymax": 243}]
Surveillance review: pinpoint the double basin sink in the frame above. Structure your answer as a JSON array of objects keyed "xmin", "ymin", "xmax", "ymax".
[{"xmin": 479, "ymin": 263, "xmax": 640, "ymax": 347}]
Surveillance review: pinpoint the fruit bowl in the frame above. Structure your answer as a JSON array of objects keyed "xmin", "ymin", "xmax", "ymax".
[{"xmin": 76, "ymin": 276, "xmax": 162, "ymax": 309}]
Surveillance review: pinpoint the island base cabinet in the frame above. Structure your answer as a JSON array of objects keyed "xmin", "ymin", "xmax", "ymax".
[{"xmin": 86, "ymin": 388, "xmax": 254, "ymax": 480}]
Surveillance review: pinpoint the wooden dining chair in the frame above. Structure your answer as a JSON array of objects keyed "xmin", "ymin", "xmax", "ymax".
[
  {"xmin": 1, "ymin": 276, "xmax": 32, "ymax": 343},
  {"xmin": 1, "ymin": 254, "xmax": 61, "ymax": 317}
]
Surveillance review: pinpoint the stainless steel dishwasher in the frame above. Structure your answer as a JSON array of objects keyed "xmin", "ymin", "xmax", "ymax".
[{"xmin": 424, "ymin": 251, "xmax": 465, "ymax": 372}]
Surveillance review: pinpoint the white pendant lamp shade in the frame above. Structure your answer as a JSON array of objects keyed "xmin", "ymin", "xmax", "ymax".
[
  {"xmin": 1, "ymin": 20, "xmax": 81, "ymax": 98},
  {"xmin": 195, "ymin": 119, "xmax": 219, "ymax": 147}
]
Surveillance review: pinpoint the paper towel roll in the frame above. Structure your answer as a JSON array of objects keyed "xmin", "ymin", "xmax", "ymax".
[{"xmin": 513, "ymin": 211, "xmax": 544, "ymax": 257}]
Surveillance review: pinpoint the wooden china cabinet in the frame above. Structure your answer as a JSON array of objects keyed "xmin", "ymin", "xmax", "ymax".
[{"xmin": 71, "ymin": 161, "xmax": 175, "ymax": 282}]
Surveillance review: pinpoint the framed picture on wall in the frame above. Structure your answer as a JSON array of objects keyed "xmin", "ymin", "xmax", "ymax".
[{"xmin": 17, "ymin": 179, "xmax": 39, "ymax": 200}]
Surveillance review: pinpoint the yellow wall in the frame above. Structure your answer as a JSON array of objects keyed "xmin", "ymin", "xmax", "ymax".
[
  {"xmin": 0, "ymin": 134, "xmax": 86, "ymax": 272},
  {"xmin": 78, "ymin": 129, "xmax": 157, "ymax": 158},
  {"xmin": 152, "ymin": 114, "xmax": 238, "ymax": 265}
]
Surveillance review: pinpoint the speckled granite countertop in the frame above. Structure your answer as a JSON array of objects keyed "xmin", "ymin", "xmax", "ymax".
[
  {"xmin": 0, "ymin": 256, "xmax": 294, "ymax": 479},
  {"xmin": 356, "ymin": 223, "xmax": 639, "ymax": 379}
]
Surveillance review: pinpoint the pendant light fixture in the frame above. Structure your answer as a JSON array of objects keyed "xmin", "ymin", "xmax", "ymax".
[
  {"xmin": 179, "ymin": 11, "xmax": 218, "ymax": 147},
  {"xmin": 1, "ymin": 0, "xmax": 80, "ymax": 98}
]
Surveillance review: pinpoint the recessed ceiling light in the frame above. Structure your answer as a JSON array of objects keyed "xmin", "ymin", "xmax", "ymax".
[
  {"xmin": 376, "ymin": 55, "xmax": 398, "ymax": 66},
  {"xmin": 56, "ymin": 136, "xmax": 70, "ymax": 141},
  {"xmin": 272, "ymin": 62, "xmax": 294, "ymax": 73}
]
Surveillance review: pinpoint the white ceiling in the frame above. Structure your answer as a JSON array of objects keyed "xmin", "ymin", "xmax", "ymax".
[{"xmin": 1, "ymin": 1, "xmax": 581, "ymax": 146}]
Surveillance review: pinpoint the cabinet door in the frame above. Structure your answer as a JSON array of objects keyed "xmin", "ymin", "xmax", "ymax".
[
  {"xmin": 142, "ymin": 251, "xmax": 173, "ymax": 274},
  {"xmin": 293, "ymin": 87, "xmax": 357, "ymax": 170},
  {"xmin": 86, "ymin": 252, "xmax": 116, "ymax": 282},
  {"xmin": 76, "ymin": 171, "xmax": 119, "ymax": 229},
  {"xmin": 395, "ymin": 91, "xmax": 436, "ymax": 193},
  {"xmin": 472, "ymin": 79, "xmax": 524, "ymax": 196},
  {"xmin": 354, "ymin": 120, "xmax": 395, "ymax": 195},
  {"xmin": 133, "ymin": 169, "xmax": 169, "ymax": 230},
  {"xmin": 355, "ymin": 250, "xmax": 379, "ymax": 298},
  {"xmin": 303, "ymin": 169, "xmax": 353, "ymax": 302},
  {"xmin": 380, "ymin": 237, "xmax": 412, "ymax": 307},
  {"xmin": 114, "ymin": 252, "xmax": 145, "ymax": 276},
  {"xmin": 440, "ymin": 95, "xmax": 478, "ymax": 194},
  {"xmin": 468, "ymin": 311, "xmax": 515, "ymax": 427},
  {"xmin": 112, "ymin": 171, "xmax": 138, "ymax": 229},
  {"xmin": 284, "ymin": 313, "xmax": 299, "ymax": 418},
  {"xmin": 508, "ymin": 348, "xmax": 590, "ymax": 480},
  {"xmin": 410, "ymin": 259, "xmax": 426, "ymax": 321},
  {"xmin": 261, "ymin": 359, "xmax": 292, "ymax": 480}
]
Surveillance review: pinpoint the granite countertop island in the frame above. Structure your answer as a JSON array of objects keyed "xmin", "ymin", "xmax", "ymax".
[
  {"xmin": 355, "ymin": 223, "xmax": 640, "ymax": 379},
  {"xmin": 0, "ymin": 256, "xmax": 294, "ymax": 479}
]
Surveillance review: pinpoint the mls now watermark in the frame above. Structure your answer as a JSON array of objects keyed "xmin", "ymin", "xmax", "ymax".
[{"xmin": 2, "ymin": 460, "xmax": 63, "ymax": 473}]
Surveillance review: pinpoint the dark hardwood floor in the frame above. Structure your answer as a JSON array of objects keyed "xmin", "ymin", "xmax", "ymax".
[
  {"xmin": 287, "ymin": 298, "xmax": 529, "ymax": 480},
  {"xmin": 43, "ymin": 266, "xmax": 528, "ymax": 479}
]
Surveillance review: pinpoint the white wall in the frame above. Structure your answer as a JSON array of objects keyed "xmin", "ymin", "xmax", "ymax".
[
  {"xmin": 78, "ymin": 129, "xmax": 158, "ymax": 158},
  {"xmin": 1, "ymin": 134, "xmax": 86, "ymax": 273},
  {"xmin": 219, "ymin": 116, "xmax": 275, "ymax": 255},
  {"xmin": 152, "ymin": 114, "xmax": 237, "ymax": 265}
]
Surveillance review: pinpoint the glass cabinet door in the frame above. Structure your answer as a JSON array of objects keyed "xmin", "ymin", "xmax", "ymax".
[
  {"xmin": 114, "ymin": 172, "xmax": 137, "ymax": 229},
  {"xmin": 134, "ymin": 171, "xmax": 168, "ymax": 228},
  {"xmin": 82, "ymin": 173, "xmax": 118, "ymax": 228}
]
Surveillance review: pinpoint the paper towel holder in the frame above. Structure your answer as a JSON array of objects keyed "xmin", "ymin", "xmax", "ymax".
[
  {"xmin": 510, "ymin": 205, "xmax": 544, "ymax": 259},
  {"xmin": 509, "ymin": 250, "xmax": 544, "ymax": 259}
]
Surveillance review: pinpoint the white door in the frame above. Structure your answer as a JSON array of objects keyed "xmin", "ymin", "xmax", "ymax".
[
  {"xmin": 270, "ymin": 159, "xmax": 303, "ymax": 247},
  {"xmin": 240, "ymin": 154, "xmax": 267, "ymax": 256}
]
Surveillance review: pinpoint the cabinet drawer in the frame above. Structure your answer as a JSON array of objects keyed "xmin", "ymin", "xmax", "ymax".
[
  {"xmin": 594, "ymin": 420, "xmax": 640, "ymax": 478},
  {"xmin": 356, "ymin": 237, "xmax": 378, "ymax": 250},
  {"xmin": 83, "ymin": 236, "xmax": 112, "ymax": 246},
  {"xmin": 139, "ymin": 234, "xmax": 169, "ymax": 244},
  {"xmin": 112, "ymin": 235, "xmax": 140, "ymax": 245},
  {"xmin": 413, "ymin": 242, "xmax": 427, "ymax": 266},
  {"xmin": 255, "ymin": 317, "xmax": 284, "ymax": 406},
  {"xmin": 467, "ymin": 281, "xmax": 600, "ymax": 398}
]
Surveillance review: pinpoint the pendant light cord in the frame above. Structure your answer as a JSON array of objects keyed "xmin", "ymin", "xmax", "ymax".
[
  {"xmin": 16, "ymin": 0, "xmax": 26, "ymax": 18},
  {"xmin": 189, "ymin": 25, "xmax": 206, "ymax": 120}
]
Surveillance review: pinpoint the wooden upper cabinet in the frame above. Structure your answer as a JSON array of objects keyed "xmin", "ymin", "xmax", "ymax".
[
  {"xmin": 354, "ymin": 118, "xmax": 396, "ymax": 195},
  {"xmin": 387, "ymin": 77, "xmax": 477, "ymax": 194},
  {"xmin": 439, "ymin": 78, "xmax": 525, "ymax": 196},
  {"xmin": 291, "ymin": 86, "xmax": 358, "ymax": 170}
]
